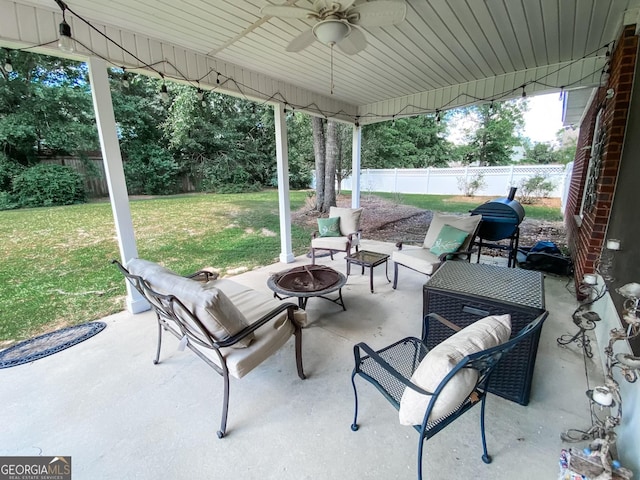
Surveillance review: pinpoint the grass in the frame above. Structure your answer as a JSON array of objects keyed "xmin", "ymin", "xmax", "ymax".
[
  {"xmin": 0, "ymin": 190, "xmax": 562, "ymax": 344},
  {"xmin": 0, "ymin": 191, "xmax": 312, "ymax": 344},
  {"xmin": 371, "ymin": 192, "xmax": 563, "ymax": 221}
]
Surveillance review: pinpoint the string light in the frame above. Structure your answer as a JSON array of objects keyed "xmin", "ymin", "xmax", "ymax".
[
  {"xmin": 392, "ymin": 115, "xmax": 396, "ymax": 126},
  {"xmin": 121, "ymin": 71, "xmax": 129, "ymax": 88},
  {"xmin": 55, "ymin": 0, "xmax": 74, "ymax": 53},
  {"xmin": 13, "ymin": 0, "xmax": 616, "ymax": 127},
  {"xmin": 3, "ymin": 52, "xmax": 12, "ymax": 73},
  {"xmin": 196, "ymin": 88, "xmax": 204, "ymax": 101},
  {"xmin": 435, "ymin": 109, "xmax": 441, "ymax": 123},
  {"xmin": 559, "ymin": 86, "xmax": 565, "ymax": 101},
  {"xmin": 159, "ymin": 80, "xmax": 169, "ymax": 102}
]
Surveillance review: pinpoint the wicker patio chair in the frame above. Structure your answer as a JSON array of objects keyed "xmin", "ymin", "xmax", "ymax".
[{"xmin": 350, "ymin": 311, "xmax": 548, "ymax": 480}]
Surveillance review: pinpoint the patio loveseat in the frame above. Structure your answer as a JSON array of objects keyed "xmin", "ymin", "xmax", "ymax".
[{"xmin": 113, "ymin": 258, "xmax": 306, "ymax": 438}]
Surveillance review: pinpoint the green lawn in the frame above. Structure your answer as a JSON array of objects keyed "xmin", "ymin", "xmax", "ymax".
[
  {"xmin": 371, "ymin": 192, "xmax": 563, "ymax": 221},
  {"xmin": 0, "ymin": 191, "xmax": 312, "ymax": 344},
  {"xmin": 0, "ymin": 190, "xmax": 562, "ymax": 344}
]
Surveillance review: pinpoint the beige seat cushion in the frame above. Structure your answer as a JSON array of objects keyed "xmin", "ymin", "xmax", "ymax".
[
  {"xmin": 398, "ymin": 314, "xmax": 511, "ymax": 426},
  {"xmin": 126, "ymin": 259, "xmax": 254, "ymax": 348},
  {"xmin": 391, "ymin": 247, "xmax": 442, "ymax": 275},
  {"xmin": 312, "ymin": 235, "xmax": 352, "ymax": 251},
  {"xmin": 423, "ymin": 213, "xmax": 481, "ymax": 250},
  {"xmin": 201, "ymin": 279, "xmax": 302, "ymax": 378},
  {"xmin": 329, "ymin": 206, "xmax": 363, "ymax": 235}
]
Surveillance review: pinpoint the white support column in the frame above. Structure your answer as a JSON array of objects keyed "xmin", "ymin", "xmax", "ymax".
[
  {"xmin": 274, "ymin": 103, "xmax": 295, "ymax": 263},
  {"xmin": 351, "ymin": 124, "xmax": 362, "ymax": 208},
  {"xmin": 87, "ymin": 57, "xmax": 147, "ymax": 313}
]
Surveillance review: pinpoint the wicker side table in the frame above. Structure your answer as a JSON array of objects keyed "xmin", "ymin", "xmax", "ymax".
[{"xmin": 423, "ymin": 262, "xmax": 546, "ymax": 405}]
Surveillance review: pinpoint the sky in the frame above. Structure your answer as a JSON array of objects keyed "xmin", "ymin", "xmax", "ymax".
[
  {"xmin": 447, "ymin": 92, "xmax": 565, "ymax": 145},
  {"xmin": 522, "ymin": 93, "xmax": 565, "ymax": 144}
]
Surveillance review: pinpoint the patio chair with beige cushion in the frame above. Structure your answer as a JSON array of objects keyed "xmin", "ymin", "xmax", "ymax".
[
  {"xmin": 113, "ymin": 258, "xmax": 305, "ymax": 439},
  {"xmin": 391, "ymin": 213, "xmax": 482, "ymax": 289},
  {"xmin": 350, "ymin": 311, "xmax": 548, "ymax": 480},
  {"xmin": 311, "ymin": 206, "xmax": 363, "ymax": 264}
]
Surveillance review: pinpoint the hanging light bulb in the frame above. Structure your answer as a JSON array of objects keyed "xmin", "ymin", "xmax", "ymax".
[
  {"xmin": 216, "ymin": 72, "xmax": 220, "ymax": 84},
  {"xmin": 196, "ymin": 88, "xmax": 204, "ymax": 101},
  {"xmin": 392, "ymin": 115, "xmax": 396, "ymax": 127},
  {"xmin": 160, "ymin": 83, "xmax": 169, "ymax": 102},
  {"xmin": 58, "ymin": 18, "xmax": 74, "ymax": 52},
  {"xmin": 4, "ymin": 57, "xmax": 12, "ymax": 73},
  {"xmin": 121, "ymin": 72, "xmax": 129, "ymax": 88},
  {"xmin": 521, "ymin": 85, "xmax": 527, "ymax": 98},
  {"xmin": 435, "ymin": 109, "xmax": 441, "ymax": 123}
]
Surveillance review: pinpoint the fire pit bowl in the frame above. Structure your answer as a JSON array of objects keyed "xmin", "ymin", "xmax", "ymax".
[{"xmin": 275, "ymin": 265, "xmax": 341, "ymax": 292}]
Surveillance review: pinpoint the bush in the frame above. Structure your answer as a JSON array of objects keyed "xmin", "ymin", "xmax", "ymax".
[
  {"xmin": 457, "ymin": 172, "xmax": 486, "ymax": 196},
  {"xmin": 518, "ymin": 174, "xmax": 555, "ymax": 204},
  {"xmin": 12, "ymin": 163, "xmax": 86, "ymax": 208},
  {"xmin": 0, "ymin": 191, "xmax": 19, "ymax": 210},
  {"xmin": 123, "ymin": 145, "xmax": 181, "ymax": 195}
]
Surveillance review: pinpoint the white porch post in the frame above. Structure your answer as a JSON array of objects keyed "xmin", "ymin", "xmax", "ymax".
[
  {"xmin": 351, "ymin": 123, "xmax": 362, "ymax": 208},
  {"xmin": 87, "ymin": 57, "xmax": 147, "ymax": 313},
  {"xmin": 274, "ymin": 103, "xmax": 295, "ymax": 263}
]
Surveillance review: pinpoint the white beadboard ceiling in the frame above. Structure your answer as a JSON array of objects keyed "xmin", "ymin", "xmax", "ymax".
[{"xmin": 1, "ymin": 0, "xmax": 639, "ymax": 124}]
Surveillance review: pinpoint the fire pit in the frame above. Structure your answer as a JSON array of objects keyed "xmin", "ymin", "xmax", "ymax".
[{"xmin": 268, "ymin": 265, "xmax": 347, "ymax": 310}]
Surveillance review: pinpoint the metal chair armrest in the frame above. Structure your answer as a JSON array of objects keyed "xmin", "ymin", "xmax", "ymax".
[
  {"xmin": 353, "ymin": 341, "xmax": 433, "ymax": 396},
  {"xmin": 215, "ymin": 303, "xmax": 299, "ymax": 348}
]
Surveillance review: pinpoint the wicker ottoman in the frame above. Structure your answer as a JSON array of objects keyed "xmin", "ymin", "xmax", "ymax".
[{"xmin": 423, "ymin": 262, "xmax": 546, "ymax": 405}]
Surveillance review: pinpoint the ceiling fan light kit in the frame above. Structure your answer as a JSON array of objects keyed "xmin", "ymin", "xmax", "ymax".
[{"xmin": 313, "ymin": 19, "xmax": 351, "ymax": 45}]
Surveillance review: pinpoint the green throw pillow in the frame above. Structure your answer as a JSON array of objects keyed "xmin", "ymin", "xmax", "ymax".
[
  {"xmin": 429, "ymin": 224, "xmax": 469, "ymax": 256},
  {"xmin": 318, "ymin": 216, "xmax": 341, "ymax": 237}
]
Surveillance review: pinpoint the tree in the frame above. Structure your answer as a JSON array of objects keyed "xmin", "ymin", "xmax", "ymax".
[
  {"xmin": 362, "ymin": 114, "xmax": 453, "ymax": 168},
  {"xmin": 312, "ymin": 116, "xmax": 327, "ymax": 211},
  {"xmin": 521, "ymin": 142, "xmax": 557, "ymax": 164},
  {"xmin": 455, "ymin": 101, "xmax": 526, "ymax": 166},
  {"xmin": 0, "ymin": 51, "xmax": 99, "ymax": 166},
  {"xmin": 324, "ymin": 119, "xmax": 338, "ymax": 209}
]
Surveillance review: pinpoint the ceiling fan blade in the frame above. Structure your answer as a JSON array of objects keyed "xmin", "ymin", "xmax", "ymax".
[
  {"xmin": 349, "ymin": 0, "xmax": 407, "ymax": 27},
  {"xmin": 337, "ymin": 26, "xmax": 367, "ymax": 55},
  {"xmin": 286, "ymin": 28, "xmax": 317, "ymax": 52},
  {"xmin": 261, "ymin": 4, "xmax": 316, "ymax": 19}
]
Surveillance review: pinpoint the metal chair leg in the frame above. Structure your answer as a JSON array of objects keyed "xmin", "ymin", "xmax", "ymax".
[
  {"xmin": 392, "ymin": 262, "xmax": 399, "ymax": 289},
  {"xmin": 153, "ymin": 317, "xmax": 163, "ymax": 365},
  {"xmin": 217, "ymin": 371, "xmax": 230, "ymax": 439},
  {"xmin": 480, "ymin": 395, "xmax": 492, "ymax": 463},
  {"xmin": 350, "ymin": 373, "xmax": 360, "ymax": 432},
  {"xmin": 294, "ymin": 325, "xmax": 306, "ymax": 380}
]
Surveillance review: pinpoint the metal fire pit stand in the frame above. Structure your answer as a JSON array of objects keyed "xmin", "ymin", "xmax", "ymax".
[{"xmin": 268, "ymin": 265, "xmax": 347, "ymax": 310}]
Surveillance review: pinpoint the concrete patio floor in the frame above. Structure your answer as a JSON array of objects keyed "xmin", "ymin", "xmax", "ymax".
[{"xmin": 1, "ymin": 240, "xmax": 604, "ymax": 479}]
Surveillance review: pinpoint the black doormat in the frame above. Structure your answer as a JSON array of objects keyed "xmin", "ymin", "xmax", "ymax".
[{"xmin": 0, "ymin": 322, "xmax": 107, "ymax": 369}]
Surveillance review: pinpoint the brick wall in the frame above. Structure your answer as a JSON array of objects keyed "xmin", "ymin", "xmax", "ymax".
[{"xmin": 564, "ymin": 25, "xmax": 638, "ymax": 298}]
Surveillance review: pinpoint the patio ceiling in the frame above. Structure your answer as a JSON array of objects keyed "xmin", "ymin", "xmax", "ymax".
[{"xmin": 2, "ymin": 0, "xmax": 639, "ymax": 125}]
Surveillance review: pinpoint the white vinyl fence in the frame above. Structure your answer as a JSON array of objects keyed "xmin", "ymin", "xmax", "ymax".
[{"xmin": 340, "ymin": 164, "xmax": 567, "ymax": 198}]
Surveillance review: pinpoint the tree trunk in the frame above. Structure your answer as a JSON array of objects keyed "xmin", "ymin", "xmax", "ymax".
[
  {"xmin": 324, "ymin": 119, "xmax": 338, "ymax": 211},
  {"xmin": 311, "ymin": 116, "xmax": 326, "ymax": 211}
]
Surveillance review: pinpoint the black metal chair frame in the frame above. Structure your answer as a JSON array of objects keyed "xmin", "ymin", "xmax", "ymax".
[
  {"xmin": 350, "ymin": 311, "xmax": 548, "ymax": 480},
  {"xmin": 311, "ymin": 229, "xmax": 362, "ymax": 264},
  {"xmin": 113, "ymin": 260, "xmax": 305, "ymax": 439}
]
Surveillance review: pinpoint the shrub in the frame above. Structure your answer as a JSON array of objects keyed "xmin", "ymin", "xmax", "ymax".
[
  {"xmin": 0, "ymin": 191, "xmax": 19, "ymax": 210},
  {"xmin": 0, "ymin": 153, "xmax": 25, "ymax": 192},
  {"xmin": 457, "ymin": 172, "xmax": 486, "ymax": 197},
  {"xmin": 518, "ymin": 174, "xmax": 555, "ymax": 204},
  {"xmin": 12, "ymin": 163, "xmax": 86, "ymax": 208},
  {"xmin": 123, "ymin": 145, "xmax": 181, "ymax": 195}
]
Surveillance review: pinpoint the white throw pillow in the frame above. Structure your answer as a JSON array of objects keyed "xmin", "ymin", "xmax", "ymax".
[
  {"xmin": 398, "ymin": 314, "xmax": 511, "ymax": 426},
  {"xmin": 329, "ymin": 207, "xmax": 363, "ymax": 236}
]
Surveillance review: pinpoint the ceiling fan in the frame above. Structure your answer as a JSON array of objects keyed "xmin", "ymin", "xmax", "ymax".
[{"xmin": 261, "ymin": 0, "xmax": 407, "ymax": 55}]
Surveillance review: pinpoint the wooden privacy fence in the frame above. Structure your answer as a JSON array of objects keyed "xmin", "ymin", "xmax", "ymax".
[
  {"xmin": 41, "ymin": 156, "xmax": 194, "ymax": 197},
  {"xmin": 340, "ymin": 164, "xmax": 568, "ymax": 198}
]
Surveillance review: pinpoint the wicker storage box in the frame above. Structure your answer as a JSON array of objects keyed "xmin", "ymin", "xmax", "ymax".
[{"xmin": 423, "ymin": 262, "xmax": 546, "ymax": 405}]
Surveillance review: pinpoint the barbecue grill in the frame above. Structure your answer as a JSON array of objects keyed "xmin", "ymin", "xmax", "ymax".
[{"xmin": 470, "ymin": 187, "xmax": 525, "ymax": 267}]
